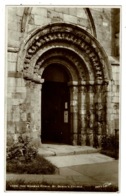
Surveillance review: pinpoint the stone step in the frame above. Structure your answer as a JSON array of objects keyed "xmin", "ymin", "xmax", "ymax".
[
  {"xmin": 45, "ymin": 153, "xmax": 114, "ymax": 168},
  {"xmin": 38, "ymin": 144, "xmax": 100, "ymax": 157}
]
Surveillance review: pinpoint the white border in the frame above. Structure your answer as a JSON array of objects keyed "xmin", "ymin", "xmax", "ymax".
[{"xmin": 1, "ymin": 0, "xmax": 126, "ymax": 195}]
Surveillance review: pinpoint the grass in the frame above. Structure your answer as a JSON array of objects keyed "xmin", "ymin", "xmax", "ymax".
[
  {"xmin": 7, "ymin": 155, "xmax": 57, "ymax": 174},
  {"xmin": 6, "ymin": 179, "xmax": 118, "ymax": 192}
]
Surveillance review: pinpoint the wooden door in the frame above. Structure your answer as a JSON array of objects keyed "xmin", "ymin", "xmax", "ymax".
[{"xmin": 42, "ymin": 81, "xmax": 70, "ymax": 144}]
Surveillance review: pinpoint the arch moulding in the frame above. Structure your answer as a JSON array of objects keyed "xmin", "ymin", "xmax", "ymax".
[{"xmin": 17, "ymin": 23, "xmax": 112, "ymax": 146}]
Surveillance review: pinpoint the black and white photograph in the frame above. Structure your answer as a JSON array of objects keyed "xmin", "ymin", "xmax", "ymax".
[{"xmin": 5, "ymin": 5, "xmax": 120, "ymax": 192}]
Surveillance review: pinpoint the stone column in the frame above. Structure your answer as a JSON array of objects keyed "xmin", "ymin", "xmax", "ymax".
[
  {"xmin": 78, "ymin": 83, "xmax": 87, "ymax": 145},
  {"xmin": 94, "ymin": 83, "xmax": 102, "ymax": 147},
  {"xmin": 88, "ymin": 84, "xmax": 95, "ymax": 146},
  {"xmin": 31, "ymin": 83, "xmax": 42, "ymax": 146},
  {"xmin": 68, "ymin": 81, "xmax": 78, "ymax": 145},
  {"xmin": 94, "ymin": 82, "xmax": 107, "ymax": 147},
  {"xmin": 28, "ymin": 79, "xmax": 44, "ymax": 147},
  {"xmin": 103, "ymin": 81, "xmax": 112, "ymax": 135}
]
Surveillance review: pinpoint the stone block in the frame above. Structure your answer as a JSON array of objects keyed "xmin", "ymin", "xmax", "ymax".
[
  {"xmin": 7, "ymin": 77, "xmax": 16, "ymax": 87},
  {"xmin": 69, "ymin": 8, "xmax": 77, "ymax": 16},
  {"xmin": 112, "ymin": 65, "xmax": 120, "ymax": 73},
  {"xmin": 7, "ymin": 7, "xmax": 22, "ymax": 23},
  {"xmin": 20, "ymin": 93, "xmax": 26, "ymax": 99},
  {"xmin": 116, "ymin": 85, "xmax": 119, "ymax": 92},
  {"xmin": 47, "ymin": 7, "xmax": 55, "ymax": 11},
  {"xmin": 8, "ymin": 14, "xmax": 22, "ymax": 23},
  {"xmin": 12, "ymin": 98, "xmax": 22, "ymax": 105},
  {"xmin": 106, "ymin": 108, "xmax": 113, "ymax": 114},
  {"xmin": 112, "ymin": 96, "xmax": 119, "ymax": 103},
  {"xmin": 80, "ymin": 134, "xmax": 86, "ymax": 145},
  {"xmin": 30, "ymin": 137, "xmax": 41, "ymax": 147},
  {"xmin": 91, "ymin": 8, "xmax": 105, "ymax": 12},
  {"xmin": 114, "ymin": 80, "xmax": 119, "ymax": 85},
  {"xmin": 8, "ymin": 71, "xmax": 22, "ymax": 78},
  {"xmin": 106, "ymin": 84, "xmax": 111, "ymax": 92},
  {"xmin": 7, "ymin": 62, "xmax": 16, "ymax": 72},
  {"xmin": 43, "ymin": 17, "xmax": 52, "ymax": 25},
  {"xmin": 27, "ymin": 24, "xmax": 38, "ymax": 32},
  {"xmin": 102, "ymin": 21, "xmax": 109, "ymax": 27},
  {"xmin": 89, "ymin": 133, "xmax": 94, "ymax": 146},
  {"xmin": 112, "ymin": 85, "xmax": 117, "ymax": 92},
  {"xmin": 7, "ymin": 86, "xmax": 16, "ymax": 93},
  {"xmin": 12, "ymin": 92, "xmax": 23, "ymax": 99},
  {"xmin": 77, "ymin": 8, "xmax": 87, "ymax": 19},
  {"xmin": 13, "ymin": 133, "xmax": 21, "ymax": 142},
  {"xmin": 95, "ymin": 95, "xmax": 102, "ymax": 103},
  {"xmin": 109, "ymin": 56, "xmax": 119, "ymax": 66},
  {"xmin": 110, "ymin": 114, "xmax": 116, "ymax": 121},
  {"xmin": 12, "ymin": 106, "xmax": 20, "ymax": 122},
  {"xmin": 8, "ymin": 52, "xmax": 17, "ymax": 63},
  {"xmin": 34, "ymin": 15, "xmax": 51, "ymax": 26},
  {"xmin": 47, "ymin": 10, "xmax": 63, "ymax": 20},
  {"xmin": 77, "ymin": 18, "xmax": 89, "ymax": 27},
  {"xmin": 51, "ymin": 17, "xmax": 63, "ymax": 23},
  {"xmin": 15, "ymin": 76, "xmax": 26, "ymax": 89},
  {"xmin": 7, "ymin": 121, "xmax": 15, "ymax": 134},
  {"xmin": 28, "ymin": 15, "xmax": 35, "ymax": 25},
  {"xmin": 112, "ymin": 108, "xmax": 119, "ymax": 114},
  {"xmin": 7, "ymin": 7, "xmax": 17, "ymax": 14},
  {"xmin": 7, "ymin": 134, "xmax": 14, "ymax": 146},
  {"xmin": 114, "ymin": 119, "xmax": 119, "ymax": 130},
  {"xmin": 113, "ymin": 92, "xmax": 119, "ymax": 97},
  {"xmin": 78, "ymin": 109, "xmax": 86, "ymax": 115},
  {"xmin": 7, "ymin": 92, "xmax": 12, "ymax": 98},
  {"xmin": 8, "ymin": 39, "xmax": 20, "ymax": 48},
  {"xmin": 112, "ymin": 72, "xmax": 116, "ymax": 81},
  {"xmin": 112, "ymin": 114, "xmax": 119, "ymax": 121},
  {"xmin": 112, "ymin": 102, "xmax": 119, "ymax": 110},
  {"xmin": 7, "ymin": 98, "xmax": 13, "ymax": 107},
  {"xmin": 8, "ymin": 30, "xmax": 22, "ymax": 41},
  {"xmin": 21, "ymin": 133, "xmax": 31, "ymax": 140},
  {"xmin": 16, "ymin": 78, "xmax": 22, "ymax": 87},
  {"xmin": 15, "ymin": 87, "xmax": 26, "ymax": 93},
  {"xmin": 31, "ymin": 131, "xmax": 39, "ymax": 139},
  {"xmin": 63, "ymin": 14, "xmax": 77, "ymax": 24},
  {"xmin": 96, "ymin": 30, "xmax": 111, "ymax": 55},
  {"xmin": 107, "ymin": 91, "xmax": 112, "ymax": 96},
  {"xmin": 8, "ymin": 21, "xmax": 21, "ymax": 32},
  {"xmin": 16, "ymin": 7, "xmax": 24, "ymax": 16},
  {"xmin": 70, "ymin": 106, "xmax": 78, "ymax": 113},
  {"xmin": 113, "ymin": 72, "xmax": 120, "ymax": 81},
  {"xmin": 20, "ymin": 112, "xmax": 27, "ymax": 121},
  {"xmin": 31, "ymin": 7, "xmax": 47, "ymax": 17},
  {"xmin": 15, "ymin": 122, "xmax": 22, "ymax": 133},
  {"xmin": 97, "ymin": 135, "xmax": 102, "ymax": 147},
  {"xmin": 54, "ymin": 7, "xmax": 69, "ymax": 14},
  {"xmin": 7, "ymin": 112, "xmax": 12, "ymax": 121},
  {"xmin": 72, "ymin": 133, "xmax": 78, "ymax": 145}
]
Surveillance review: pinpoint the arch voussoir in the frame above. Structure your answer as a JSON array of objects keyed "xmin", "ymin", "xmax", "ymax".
[{"xmin": 17, "ymin": 22, "xmax": 112, "ymax": 147}]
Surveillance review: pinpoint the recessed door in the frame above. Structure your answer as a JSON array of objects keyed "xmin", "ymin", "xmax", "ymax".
[{"xmin": 42, "ymin": 81, "xmax": 70, "ymax": 144}]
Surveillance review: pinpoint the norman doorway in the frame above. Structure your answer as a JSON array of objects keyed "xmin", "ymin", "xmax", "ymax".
[{"xmin": 41, "ymin": 64, "xmax": 70, "ymax": 144}]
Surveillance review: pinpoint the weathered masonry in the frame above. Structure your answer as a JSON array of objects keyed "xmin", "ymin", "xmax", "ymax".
[{"xmin": 7, "ymin": 7, "xmax": 120, "ymax": 147}]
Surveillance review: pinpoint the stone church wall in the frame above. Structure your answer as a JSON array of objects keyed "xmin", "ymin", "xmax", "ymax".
[{"xmin": 6, "ymin": 7, "xmax": 120, "ymax": 146}]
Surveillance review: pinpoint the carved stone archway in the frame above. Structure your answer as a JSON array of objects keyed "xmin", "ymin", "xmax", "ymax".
[{"xmin": 17, "ymin": 23, "xmax": 112, "ymax": 146}]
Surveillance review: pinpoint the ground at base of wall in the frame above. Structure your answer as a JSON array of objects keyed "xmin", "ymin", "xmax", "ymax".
[
  {"xmin": 6, "ymin": 155, "xmax": 57, "ymax": 174},
  {"xmin": 100, "ymin": 149, "xmax": 119, "ymax": 160},
  {"xmin": 100, "ymin": 134, "xmax": 119, "ymax": 160}
]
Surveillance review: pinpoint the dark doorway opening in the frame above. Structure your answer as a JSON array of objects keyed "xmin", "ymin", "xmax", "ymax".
[{"xmin": 41, "ymin": 64, "xmax": 70, "ymax": 144}]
